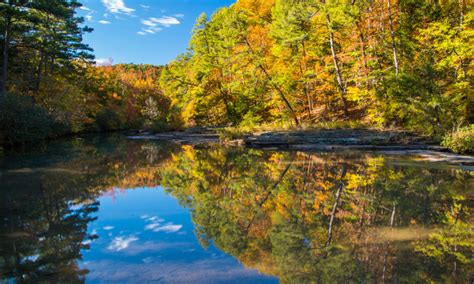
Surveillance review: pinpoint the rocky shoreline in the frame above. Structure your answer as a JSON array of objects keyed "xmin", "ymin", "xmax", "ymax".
[
  {"xmin": 128, "ymin": 128, "xmax": 437, "ymax": 148},
  {"xmin": 127, "ymin": 128, "xmax": 474, "ymax": 166},
  {"xmin": 242, "ymin": 129, "xmax": 436, "ymax": 148}
]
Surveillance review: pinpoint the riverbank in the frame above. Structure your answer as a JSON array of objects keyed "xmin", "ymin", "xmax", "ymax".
[
  {"xmin": 128, "ymin": 127, "xmax": 436, "ymax": 148},
  {"xmin": 126, "ymin": 127, "xmax": 474, "ymax": 167}
]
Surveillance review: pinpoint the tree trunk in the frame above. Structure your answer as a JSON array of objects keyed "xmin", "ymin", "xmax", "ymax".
[
  {"xmin": 245, "ymin": 164, "xmax": 291, "ymax": 233},
  {"xmin": 244, "ymin": 38, "xmax": 300, "ymax": 126},
  {"xmin": 35, "ymin": 52, "xmax": 45, "ymax": 94},
  {"xmin": 326, "ymin": 13, "xmax": 349, "ymax": 117},
  {"xmin": 301, "ymin": 41, "xmax": 312, "ymax": 121},
  {"xmin": 259, "ymin": 65, "xmax": 300, "ymax": 126},
  {"xmin": 1, "ymin": 15, "xmax": 11, "ymax": 97},
  {"xmin": 326, "ymin": 166, "xmax": 347, "ymax": 247},
  {"xmin": 217, "ymin": 78, "xmax": 235, "ymax": 124},
  {"xmin": 389, "ymin": 203, "xmax": 396, "ymax": 227},
  {"xmin": 359, "ymin": 31, "xmax": 369, "ymax": 89},
  {"xmin": 387, "ymin": 0, "xmax": 399, "ymax": 77}
]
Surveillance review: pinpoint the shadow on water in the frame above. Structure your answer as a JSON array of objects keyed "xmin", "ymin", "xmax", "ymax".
[{"xmin": 0, "ymin": 135, "xmax": 472, "ymax": 283}]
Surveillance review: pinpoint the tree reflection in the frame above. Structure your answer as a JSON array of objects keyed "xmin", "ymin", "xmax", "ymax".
[
  {"xmin": 0, "ymin": 139, "xmax": 471, "ymax": 283},
  {"xmin": 0, "ymin": 166, "xmax": 99, "ymax": 282},
  {"xmin": 0, "ymin": 136, "xmax": 177, "ymax": 282},
  {"xmin": 160, "ymin": 147, "xmax": 473, "ymax": 283}
]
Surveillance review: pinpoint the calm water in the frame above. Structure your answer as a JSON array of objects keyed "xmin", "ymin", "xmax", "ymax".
[{"xmin": 0, "ymin": 135, "xmax": 472, "ymax": 283}]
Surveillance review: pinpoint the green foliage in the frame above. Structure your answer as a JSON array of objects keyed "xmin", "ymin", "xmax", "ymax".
[
  {"xmin": 158, "ymin": 145, "xmax": 473, "ymax": 283},
  {"xmin": 442, "ymin": 125, "xmax": 474, "ymax": 154},
  {"xmin": 1, "ymin": 0, "xmax": 94, "ymax": 94},
  {"xmin": 1, "ymin": 0, "xmax": 472, "ymax": 145},
  {"xmin": 95, "ymin": 108, "xmax": 123, "ymax": 132},
  {"xmin": 0, "ymin": 94, "xmax": 61, "ymax": 145},
  {"xmin": 158, "ymin": 0, "xmax": 473, "ymax": 137},
  {"xmin": 416, "ymin": 222, "xmax": 473, "ymax": 265},
  {"xmin": 218, "ymin": 128, "xmax": 248, "ymax": 141},
  {"xmin": 0, "ymin": 0, "xmax": 94, "ymax": 144},
  {"xmin": 150, "ymin": 118, "xmax": 183, "ymax": 133},
  {"xmin": 218, "ymin": 120, "xmax": 372, "ymax": 141}
]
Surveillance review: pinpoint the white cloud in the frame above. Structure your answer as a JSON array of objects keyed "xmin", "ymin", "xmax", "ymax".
[
  {"xmin": 140, "ymin": 4, "xmax": 150, "ymax": 9},
  {"xmin": 143, "ymin": 29, "xmax": 157, "ymax": 34},
  {"xmin": 98, "ymin": 20, "xmax": 111, "ymax": 24},
  {"xmin": 108, "ymin": 236, "xmax": 139, "ymax": 251},
  {"xmin": 139, "ymin": 19, "xmax": 160, "ymax": 35},
  {"xmin": 95, "ymin": 58, "xmax": 113, "ymax": 66},
  {"xmin": 145, "ymin": 223, "xmax": 160, "ymax": 230},
  {"xmin": 174, "ymin": 14, "xmax": 184, "ymax": 18},
  {"xmin": 138, "ymin": 16, "xmax": 180, "ymax": 35},
  {"xmin": 80, "ymin": 5, "xmax": 96, "ymax": 21},
  {"xmin": 101, "ymin": 0, "xmax": 135, "ymax": 15},
  {"xmin": 103, "ymin": 226, "xmax": 115, "ymax": 230},
  {"xmin": 150, "ymin": 16, "xmax": 180, "ymax": 27},
  {"xmin": 141, "ymin": 19, "xmax": 155, "ymax": 27}
]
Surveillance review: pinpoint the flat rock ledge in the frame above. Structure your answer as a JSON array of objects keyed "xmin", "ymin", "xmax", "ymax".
[
  {"xmin": 241, "ymin": 129, "xmax": 474, "ymax": 166},
  {"xmin": 127, "ymin": 129, "xmax": 474, "ymax": 166},
  {"xmin": 243, "ymin": 129, "xmax": 433, "ymax": 149}
]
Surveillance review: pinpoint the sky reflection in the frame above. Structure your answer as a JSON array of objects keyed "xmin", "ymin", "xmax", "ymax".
[{"xmin": 81, "ymin": 187, "xmax": 277, "ymax": 283}]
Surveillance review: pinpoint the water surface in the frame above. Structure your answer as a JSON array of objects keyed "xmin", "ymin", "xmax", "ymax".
[{"xmin": 0, "ymin": 136, "xmax": 472, "ymax": 283}]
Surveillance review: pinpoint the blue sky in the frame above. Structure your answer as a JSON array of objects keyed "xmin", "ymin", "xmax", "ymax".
[{"xmin": 78, "ymin": 0, "xmax": 235, "ymax": 66}]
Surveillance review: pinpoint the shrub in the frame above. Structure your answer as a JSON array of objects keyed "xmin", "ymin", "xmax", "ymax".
[
  {"xmin": 150, "ymin": 120, "xmax": 168, "ymax": 133},
  {"xmin": 0, "ymin": 94, "xmax": 58, "ymax": 145},
  {"xmin": 239, "ymin": 113, "xmax": 263, "ymax": 128},
  {"xmin": 218, "ymin": 127, "xmax": 249, "ymax": 141},
  {"xmin": 95, "ymin": 108, "xmax": 123, "ymax": 131},
  {"xmin": 441, "ymin": 125, "xmax": 474, "ymax": 154}
]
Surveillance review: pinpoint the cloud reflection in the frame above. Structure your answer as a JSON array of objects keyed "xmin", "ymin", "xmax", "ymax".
[
  {"xmin": 145, "ymin": 223, "xmax": 160, "ymax": 230},
  {"xmin": 153, "ymin": 224, "xmax": 182, "ymax": 233},
  {"xmin": 108, "ymin": 236, "xmax": 139, "ymax": 251},
  {"xmin": 143, "ymin": 216, "xmax": 181, "ymax": 233}
]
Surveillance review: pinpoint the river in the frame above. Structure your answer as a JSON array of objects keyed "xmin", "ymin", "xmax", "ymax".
[{"xmin": 0, "ymin": 135, "xmax": 472, "ymax": 283}]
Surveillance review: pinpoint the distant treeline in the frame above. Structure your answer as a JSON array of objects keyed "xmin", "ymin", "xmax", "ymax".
[{"xmin": 0, "ymin": 0, "xmax": 172, "ymax": 145}]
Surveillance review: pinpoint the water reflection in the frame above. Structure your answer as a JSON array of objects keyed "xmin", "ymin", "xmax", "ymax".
[
  {"xmin": 160, "ymin": 147, "xmax": 473, "ymax": 283},
  {"xmin": 81, "ymin": 187, "xmax": 276, "ymax": 283},
  {"xmin": 0, "ymin": 136, "xmax": 472, "ymax": 283}
]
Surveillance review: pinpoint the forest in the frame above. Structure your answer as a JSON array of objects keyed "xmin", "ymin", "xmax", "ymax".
[
  {"xmin": 0, "ymin": 0, "xmax": 473, "ymax": 152},
  {"xmin": 0, "ymin": 1, "xmax": 472, "ymax": 282}
]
